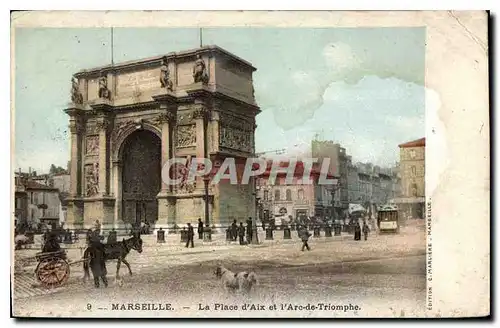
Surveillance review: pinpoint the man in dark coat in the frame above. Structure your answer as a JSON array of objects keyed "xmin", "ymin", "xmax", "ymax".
[
  {"xmin": 246, "ymin": 217, "xmax": 253, "ymax": 243},
  {"xmin": 197, "ymin": 218, "xmax": 204, "ymax": 240},
  {"xmin": 299, "ymin": 225, "xmax": 311, "ymax": 251},
  {"xmin": 186, "ymin": 223, "xmax": 194, "ymax": 248},
  {"xmin": 231, "ymin": 220, "xmax": 238, "ymax": 241},
  {"xmin": 42, "ymin": 231, "xmax": 62, "ymax": 253},
  {"xmin": 238, "ymin": 222, "xmax": 246, "ymax": 245},
  {"xmin": 354, "ymin": 222, "xmax": 362, "ymax": 241}
]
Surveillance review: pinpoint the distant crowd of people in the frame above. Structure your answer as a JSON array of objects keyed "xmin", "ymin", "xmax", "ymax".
[{"xmin": 17, "ymin": 212, "xmax": 375, "ymax": 254}]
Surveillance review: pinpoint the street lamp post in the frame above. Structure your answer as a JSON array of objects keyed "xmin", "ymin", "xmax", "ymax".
[
  {"xmin": 201, "ymin": 108, "xmax": 211, "ymax": 240},
  {"xmin": 203, "ymin": 176, "xmax": 210, "ymax": 227},
  {"xmin": 331, "ymin": 184, "xmax": 337, "ymax": 222},
  {"xmin": 251, "ymin": 179, "xmax": 260, "ymax": 244}
]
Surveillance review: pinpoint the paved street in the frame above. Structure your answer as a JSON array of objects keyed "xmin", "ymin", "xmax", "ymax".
[{"xmin": 12, "ymin": 223, "xmax": 426, "ymax": 318}]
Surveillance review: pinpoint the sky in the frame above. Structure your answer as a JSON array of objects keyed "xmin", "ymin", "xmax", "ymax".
[{"xmin": 14, "ymin": 27, "xmax": 425, "ymax": 173}]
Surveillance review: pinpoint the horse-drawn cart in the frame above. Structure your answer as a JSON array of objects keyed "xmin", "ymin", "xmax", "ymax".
[{"xmin": 34, "ymin": 250, "xmax": 86, "ymax": 288}]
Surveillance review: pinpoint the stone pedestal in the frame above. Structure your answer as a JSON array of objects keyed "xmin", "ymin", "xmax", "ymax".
[
  {"xmin": 156, "ymin": 192, "xmax": 172, "ymax": 231},
  {"xmin": 82, "ymin": 197, "xmax": 115, "ymax": 230},
  {"xmin": 157, "ymin": 228, "xmax": 166, "ymax": 243},
  {"xmin": 265, "ymin": 228, "xmax": 274, "ymax": 240},
  {"xmin": 283, "ymin": 227, "xmax": 291, "ymax": 239},
  {"xmin": 65, "ymin": 199, "xmax": 84, "ymax": 230},
  {"xmin": 203, "ymin": 226, "xmax": 212, "ymax": 242}
]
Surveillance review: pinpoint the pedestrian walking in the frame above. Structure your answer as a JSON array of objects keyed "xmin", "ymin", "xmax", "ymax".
[
  {"xmin": 363, "ymin": 221, "xmax": 370, "ymax": 241},
  {"xmin": 238, "ymin": 222, "xmax": 246, "ymax": 245},
  {"xmin": 299, "ymin": 225, "xmax": 311, "ymax": 251},
  {"xmin": 197, "ymin": 218, "xmax": 204, "ymax": 240},
  {"xmin": 231, "ymin": 219, "xmax": 238, "ymax": 241},
  {"xmin": 185, "ymin": 223, "xmax": 194, "ymax": 248},
  {"xmin": 354, "ymin": 222, "xmax": 362, "ymax": 241}
]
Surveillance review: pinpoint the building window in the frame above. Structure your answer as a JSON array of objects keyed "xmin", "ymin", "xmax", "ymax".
[
  {"xmin": 286, "ymin": 189, "xmax": 292, "ymax": 201},
  {"xmin": 275, "ymin": 189, "xmax": 280, "ymax": 201},
  {"xmin": 298, "ymin": 189, "xmax": 304, "ymax": 200},
  {"xmin": 263, "ymin": 190, "xmax": 269, "ymax": 201},
  {"xmin": 410, "ymin": 149, "xmax": 416, "ymax": 159},
  {"xmin": 411, "ymin": 166, "xmax": 417, "ymax": 177}
]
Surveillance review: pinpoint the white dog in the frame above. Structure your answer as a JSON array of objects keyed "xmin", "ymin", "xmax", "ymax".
[
  {"xmin": 215, "ymin": 265, "xmax": 257, "ymax": 294},
  {"xmin": 14, "ymin": 234, "xmax": 30, "ymax": 250}
]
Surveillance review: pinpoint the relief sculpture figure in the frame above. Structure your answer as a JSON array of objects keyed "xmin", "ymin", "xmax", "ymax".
[
  {"xmin": 159, "ymin": 56, "xmax": 173, "ymax": 91},
  {"xmin": 86, "ymin": 135, "xmax": 99, "ymax": 155},
  {"xmin": 98, "ymin": 72, "xmax": 111, "ymax": 99},
  {"xmin": 86, "ymin": 162, "xmax": 99, "ymax": 196},
  {"xmin": 192, "ymin": 54, "xmax": 209, "ymax": 84},
  {"xmin": 70, "ymin": 77, "xmax": 83, "ymax": 104},
  {"xmin": 174, "ymin": 156, "xmax": 196, "ymax": 193}
]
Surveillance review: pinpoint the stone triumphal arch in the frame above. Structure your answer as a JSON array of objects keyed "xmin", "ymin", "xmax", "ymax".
[{"xmin": 64, "ymin": 46, "xmax": 260, "ymax": 231}]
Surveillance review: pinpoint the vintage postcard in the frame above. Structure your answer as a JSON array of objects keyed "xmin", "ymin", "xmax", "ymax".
[{"xmin": 10, "ymin": 11, "xmax": 489, "ymax": 318}]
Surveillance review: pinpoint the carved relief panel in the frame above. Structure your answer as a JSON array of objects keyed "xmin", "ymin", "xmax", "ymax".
[
  {"xmin": 219, "ymin": 114, "xmax": 253, "ymax": 153},
  {"xmin": 219, "ymin": 126, "xmax": 252, "ymax": 153},
  {"xmin": 85, "ymin": 135, "xmax": 99, "ymax": 155},
  {"xmin": 172, "ymin": 156, "xmax": 196, "ymax": 194},
  {"xmin": 111, "ymin": 120, "xmax": 135, "ymax": 144},
  {"xmin": 176, "ymin": 125, "xmax": 196, "ymax": 148},
  {"xmin": 85, "ymin": 162, "xmax": 99, "ymax": 197}
]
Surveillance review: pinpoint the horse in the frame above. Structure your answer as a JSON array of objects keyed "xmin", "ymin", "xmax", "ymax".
[{"xmin": 83, "ymin": 233, "xmax": 143, "ymax": 288}]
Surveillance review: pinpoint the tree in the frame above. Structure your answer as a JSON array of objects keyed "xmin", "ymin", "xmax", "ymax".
[
  {"xmin": 49, "ymin": 164, "xmax": 57, "ymax": 174},
  {"xmin": 49, "ymin": 164, "xmax": 68, "ymax": 175}
]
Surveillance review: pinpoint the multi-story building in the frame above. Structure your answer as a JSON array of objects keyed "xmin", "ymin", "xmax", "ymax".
[
  {"xmin": 310, "ymin": 140, "xmax": 348, "ymax": 217},
  {"xmin": 14, "ymin": 170, "xmax": 64, "ymax": 230},
  {"xmin": 394, "ymin": 137, "xmax": 425, "ymax": 219},
  {"xmin": 256, "ymin": 160, "xmax": 338, "ymax": 223},
  {"xmin": 14, "ymin": 177, "xmax": 28, "ymax": 228},
  {"xmin": 347, "ymin": 162, "xmax": 400, "ymax": 211},
  {"xmin": 346, "ymin": 156, "xmax": 361, "ymax": 204}
]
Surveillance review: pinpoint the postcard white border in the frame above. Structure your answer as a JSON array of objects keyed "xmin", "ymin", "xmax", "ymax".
[{"xmin": 7, "ymin": 9, "xmax": 491, "ymax": 319}]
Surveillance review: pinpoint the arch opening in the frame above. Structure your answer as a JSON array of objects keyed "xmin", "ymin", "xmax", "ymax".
[{"xmin": 120, "ymin": 129, "xmax": 162, "ymax": 227}]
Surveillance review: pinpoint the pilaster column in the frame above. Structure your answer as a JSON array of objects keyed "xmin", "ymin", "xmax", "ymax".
[
  {"xmin": 96, "ymin": 117, "xmax": 110, "ymax": 196},
  {"xmin": 210, "ymin": 110, "xmax": 220, "ymax": 154},
  {"xmin": 152, "ymin": 93, "xmax": 178, "ymax": 195},
  {"xmin": 67, "ymin": 110, "xmax": 84, "ymax": 197},
  {"xmin": 152, "ymin": 92, "xmax": 178, "ymax": 232},
  {"xmin": 113, "ymin": 160, "xmax": 123, "ymax": 229},
  {"xmin": 159, "ymin": 111, "xmax": 175, "ymax": 193},
  {"xmin": 193, "ymin": 106, "xmax": 210, "ymax": 190}
]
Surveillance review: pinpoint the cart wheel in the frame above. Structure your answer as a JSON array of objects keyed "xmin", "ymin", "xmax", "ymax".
[{"xmin": 35, "ymin": 257, "xmax": 70, "ymax": 288}]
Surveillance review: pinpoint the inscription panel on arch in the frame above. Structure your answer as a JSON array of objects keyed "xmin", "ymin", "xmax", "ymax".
[{"xmin": 116, "ymin": 69, "xmax": 160, "ymax": 97}]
